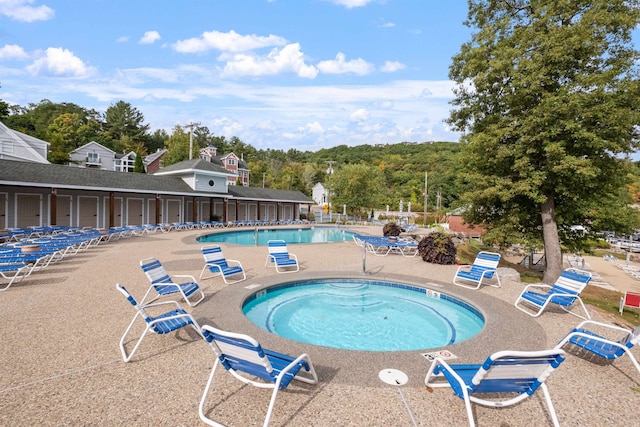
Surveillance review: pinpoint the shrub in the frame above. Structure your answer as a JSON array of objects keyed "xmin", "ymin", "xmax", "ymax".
[
  {"xmin": 383, "ymin": 222, "xmax": 403, "ymax": 237},
  {"xmin": 418, "ymin": 232, "xmax": 457, "ymax": 265}
]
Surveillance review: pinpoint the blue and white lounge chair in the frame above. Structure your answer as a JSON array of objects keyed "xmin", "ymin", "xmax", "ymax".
[
  {"xmin": 556, "ymin": 320, "xmax": 640, "ymax": 378},
  {"xmin": 265, "ymin": 240, "xmax": 299, "ymax": 273},
  {"xmin": 199, "ymin": 324, "xmax": 318, "ymax": 427},
  {"xmin": 140, "ymin": 257, "xmax": 205, "ymax": 307},
  {"xmin": 0, "ymin": 262, "xmax": 30, "ymax": 291},
  {"xmin": 515, "ymin": 268, "xmax": 592, "ymax": 319},
  {"xmin": 116, "ymin": 283, "xmax": 202, "ymax": 362},
  {"xmin": 453, "ymin": 251, "xmax": 502, "ymax": 289},
  {"xmin": 425, "ymin": 349, "xmax": 567, "ymax": 427},
  {"xmin": 199, "ymin": 245, "xmax": 246, "ymax": 284}
]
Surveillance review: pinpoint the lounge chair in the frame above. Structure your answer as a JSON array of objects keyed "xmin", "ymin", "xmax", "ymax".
[
  {"xmin": 116, "ymin": 283, "xmax": 202, "ymax": 362},
  {"xmin": 620, "ymin": 291, "xmax": 640, "ymax": 314},
  {"xmin": 139, "ymin": 257, "xmax": 205, "ymax": 307},
  {"xmin": 0, "ymin": 262, "xmax": 30, "ymax": 291},
  {"xmin": 556, "ymin": 320, "xmax": 640, "ymax": 377},
  {"xmin": 514, "ymin": 268, "xmax": 592, "ymax": 319},
  {"xmin": 424, "ymin": 349, "xmax": 567, "ymax": 427},
  {"xmin": 198, "ymin": 324, "xmax": 318, "ymax": 427},
  {"xmin": 453, "ymin": 251, "xmax": 502, "ymax": 289},
  {"xmin": 265, "ymin": 240, "xmax": 299, "ymax": 273},
  {"xmin": 199, "ymin": 245, "xmax": 246, "ymax": 284}
]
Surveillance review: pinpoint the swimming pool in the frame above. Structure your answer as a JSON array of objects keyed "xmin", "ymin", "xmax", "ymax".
[
  {"xmin": 242, "ymin": 279, "xmax": 485, "ymax": 351},
  {"xmin": 197, "ymin": 226, "xmax": 354, "ymax": 245}
]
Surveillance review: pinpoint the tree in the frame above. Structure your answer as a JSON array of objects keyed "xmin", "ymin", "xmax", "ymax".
[
  {"xmin": 330, "ymin": 163, "xmax": 385, "ymax": 219},
  {"xmin": 449, "ymin": 0, "xmax": 640, "ymax": 283},
  {"xmin": 47, "ymin": 113, "xmax": 83, "ymax": 163},
  {"xmin": 104, "ymin": 101, "xmax": 150, "ymax": 152},
  {"xmin": 163, "ymin": 125, "xmax": 190, "ymax": 165}
]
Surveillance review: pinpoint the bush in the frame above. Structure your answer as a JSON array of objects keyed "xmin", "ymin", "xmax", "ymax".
[
  {"xmin": 418, "ymin": 232, "xmax": 457, "ymax": 265},
  {"xmin": 383, "ymin": 222, "xmax": 403, "ymax": 237}
]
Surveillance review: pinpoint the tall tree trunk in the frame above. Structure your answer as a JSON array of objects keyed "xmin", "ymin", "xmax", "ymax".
[{"xmin": 541, "ymin": 194, "xmax": 563, "ymax": 283}]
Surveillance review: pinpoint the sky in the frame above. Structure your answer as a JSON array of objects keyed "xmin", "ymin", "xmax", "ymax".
[{"xmin": 0, "ymin": 0, "xmax": 475, "ymax": 151}]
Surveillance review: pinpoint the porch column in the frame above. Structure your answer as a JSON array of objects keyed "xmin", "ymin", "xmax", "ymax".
[
  {"xmin": 155, "ymin": 194, "xmax": 161, "ymax": 225},
  {"xmin": 257, "ymin": 202, "xmax": 262, "ymax": 221},
  {"xmin": 50, "ymin": 188, "xmax": 57, "ymax": 226},
  {"xmin": 109, "ymin": 192, "xmax": 115, "ymax": 228},
  {"xmin": 235, "ymin": 200, "xmax": 239, "ymax": 221},
  {"xmin": 209, "ymin": 197, "xmax": 214, "ymax": 221},
  {"xmin": 223, "ymin": 199, "xmax": 228, "ymax": 222},
  {"xmin": 192, "ymin": 196, "xmax": 197, "ymax": 222}
]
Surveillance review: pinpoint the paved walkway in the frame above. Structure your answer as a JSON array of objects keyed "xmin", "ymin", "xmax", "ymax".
[{"xmin": 1, "ymin": 226, "xmax": 638, "ymax": 426}]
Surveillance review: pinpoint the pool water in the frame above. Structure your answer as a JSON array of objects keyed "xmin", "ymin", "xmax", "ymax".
[
  {"xmin": 242, "ymin": 279, "xmax": 485, "ymax": 351},
  {"xmin": 197, "ymin": 226, "xmax": 354, "ymax": 245}
]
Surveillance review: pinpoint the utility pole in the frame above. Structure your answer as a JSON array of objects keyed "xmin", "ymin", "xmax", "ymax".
[
  {"xmin": 423, "ymin": 171, "xmax": 428, "ymax": 227},
  {"xmin": 262, "ymin": 172, "xmax": 266, "ymax": 188},
  {"xmin": 184, "ymin": 121, "xmax": 199, "ymax": 160}
]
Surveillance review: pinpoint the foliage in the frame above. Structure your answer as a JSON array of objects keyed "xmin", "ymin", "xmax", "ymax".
[
  {"xmin": 449, "ymin": 0, "xmax": 640, "ymax": 282},
  {"xmin": 330, "ymin": 163, "xmax": 385, "ymax": 218},
  {"xmin": 104, "ymin": 101, "xmax": 150, "ymax": 152},
  {"xmin": 417, "ymin": 232, "xmax": 457, "ymax": 265},
  {"xmin": 382, "ymin": 222, "xmax": 403, "ymax": 237}
]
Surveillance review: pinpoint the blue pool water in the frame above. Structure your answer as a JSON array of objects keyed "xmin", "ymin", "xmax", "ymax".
[
  {"xmin": 197, "ymin": 226, "xmax": 354, "ymax": 245},
  {"xmin": 242, "ymin": 279, "xmax": 485, "ymax": 351}
]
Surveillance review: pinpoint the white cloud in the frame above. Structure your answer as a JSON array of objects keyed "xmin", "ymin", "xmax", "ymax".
[
  {"xmin": 306, "ymin": 121, "xmax": 324, "ymax": 133},
  {"xmin": 379, "ymin": 22, "xmax": 395, "ymax": 28},
  {"xmin": 26, "ymin": 47, "xmax": 96, "ymax": 77},
  {"xmin": 0, "ymin": 0, "xmax": 54, "ymax": 22},
  {"xmin": 380, "ymin": 60, "xmax": 405, "ymax": 73},
  {"xmin": 326, "ymin": 0, "xmax": 374, "ymax": 9},
  {"xmin": 350, "ymin": 108, "xmax": 370, "ymax": 122},
  {"xmin": 221, "ymin": 43, "xmax": 318, "ymax": 79},
  {"xmin": 0, "ymin": 44, "xmax": 28, "ymax": 60},
  {"xmin": 173, "ymin": 29, "xmax": 287, "ymax": 53},
  {"xmin": 139, "ymin": 31, "xmax": 161, "ymax": 44},
  {"xmin": 116, "ymin": 35, "xmax": 129, "ymax": 43},
  {"xmin": 317, "ymin": 52, "xmax": 374, "ymax": 75}
]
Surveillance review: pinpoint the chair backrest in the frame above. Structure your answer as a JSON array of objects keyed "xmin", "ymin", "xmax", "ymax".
[
  {"xmin": 473, "ymin": 251, "xmax": 501, "ymax": 269},
  {"xmin": 201, "ymin": 245, "xmax": 229, "ymax": 267},
  {"xmin": 470, "ymin": 349, "xmax": 566, "ymax": 395},
  {"xmin": 268, "ymin": 240, "xmax": 289, "ymax": 255},
  {"xmin": 140, "ymin": 257, "xmax": 172, "ymax": 284},
  {"xmin": 201, "ymin": 325, "xmax": 276, "ymax": 383},
  {"xmin": 621, "ymin": 325, "xmax": 640, "ymax": 349},
  {"xmin": 116, "ymin": 283, "xmax": 151, "ymax": 322},
  {"xmin": 551, "ymin": 268, "xmax": 592, "ymax": 295}
]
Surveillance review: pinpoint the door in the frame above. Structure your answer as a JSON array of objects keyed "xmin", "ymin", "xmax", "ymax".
[
  {"xmin": 78, "ymin": 196, "xmax": 98, "ymax": 228},
  {"xmin": 127, "ymin": 198, "xmax": 143, "ymax": 226},
  {"xmin": 16, "ymin": 194, "xmax": 41, "ymax": 227},
  {"xmin": 166, "ymin": 199, "xmax": 181, "ymax": 224},
  {"xmin": 56, "ymin": 195, "xmax": 72, "ymax": 227}
]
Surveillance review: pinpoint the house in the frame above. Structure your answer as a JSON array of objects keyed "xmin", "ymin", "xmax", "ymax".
[
  {"xmin": 199, "ymin": 145, "xmax": 250, "ymax": 186},
  {"xmin": 69, "ymin": 141, "xmax": 167, "ymax": 173},
  {"xmin": 312, "ymin": 182, "xmax": 329, "ymax": 205},
  {"xmin": 0, "ymin": 120, "xmax": 49, "ymax": 164},
  {"xmin": 447, "ymin": 207, "xmax": 486, "ymax": 238}
]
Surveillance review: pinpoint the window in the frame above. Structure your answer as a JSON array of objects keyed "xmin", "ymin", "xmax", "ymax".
[
  {"xmin": 227, "ymin": 158, "xmax": 236, "ymax": 165},
  {"xmin": 87, "ymin": 152, "xmax": 100, "ymax": 164}
]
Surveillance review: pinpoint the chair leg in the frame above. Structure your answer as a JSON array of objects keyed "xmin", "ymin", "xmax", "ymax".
[
  {"xmin": 119, "ymin": 313, "xmax": 150, "ymax": 362},
  {"xmin": 199, "ymin": 359, "xmax": 226, "ymax": 427},
  {"xmin": 539, "ymin": 383, "xmax": 560, "ymax": 427}
]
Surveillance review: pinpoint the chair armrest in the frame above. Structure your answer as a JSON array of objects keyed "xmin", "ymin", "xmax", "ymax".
[
  {"xmin": 573, "ymin": 320, "xmax": 632, "ymax": 335},
  {"xmin": 139, "ymin": 300, "xmax": 185, "ymax": 310},
  {"xmin": 171, "ymin": 274, "xmax": 198, "ymax": 282},
  {"xmin": 226, "ymin": 259, "xmax": 243, "ymax": 266},
  {"xmin": 520, "ymin": 283, "xmax": 552, "ymax": 292}
]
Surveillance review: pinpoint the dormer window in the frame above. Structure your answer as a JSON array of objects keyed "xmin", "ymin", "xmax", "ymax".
[
  {"xmin": 227, "ymin": 158, "xmax": 236, "ymax": 165},
  {"xmin": 87, "ymin": 152, "xmax": 100, "ymax": 164}
]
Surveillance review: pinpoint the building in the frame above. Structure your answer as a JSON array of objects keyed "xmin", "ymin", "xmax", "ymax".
[
  {"xmin": 312, "ymin": 182, "xmax": 329, "ymax": 205},
  {"xmin": 0, "ymin": 158, "xmax": 312, "ymax": 229},
  {"xmin": 68, "ymin": 141, "xmax": 168, "ymax": 173},
  {"xmin": 0, "ymin": 120, "xmax": 49, "ymax": 164},
  {"xmin": 199, "ymin": 145, "xmax": 250, "ymax": 186}
]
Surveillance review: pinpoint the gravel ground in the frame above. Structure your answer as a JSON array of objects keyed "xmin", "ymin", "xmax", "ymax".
[{"xmin": 1, "ymin": 226, "xmax": 638, "ymax": 426}]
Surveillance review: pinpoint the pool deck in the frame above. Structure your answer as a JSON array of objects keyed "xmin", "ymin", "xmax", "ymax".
[{"xmin": 1, "ymin": 225, "xmax": 639, "ymax": 426}]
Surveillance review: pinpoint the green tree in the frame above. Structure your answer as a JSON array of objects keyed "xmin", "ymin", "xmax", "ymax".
[
  {"xmin": 163, "ymin": 125, "xmax": 190, "ymax": 165},
  {"xmin": 46, "ymin": 113, "xmax": 83, "ymax": 163},
  {"xmin": 104, "ymin": 100, "xmax": 150, "ymax": 152},
  {"xmin": 449, "ymin": 0, "xmax": 640, "ymax": 282},
  {"xmin": 331, "ymin": 163, "xmax": 385, "ymax": 219}
]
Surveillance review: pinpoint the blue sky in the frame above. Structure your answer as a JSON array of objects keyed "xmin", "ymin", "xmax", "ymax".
[
  {"xmin": 1, "ymin": 0, "xmax": 610, "ymax": 153},
  {"xmin": 0, "ymin": 0, "xmax": 474, "ymax": 151}
]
